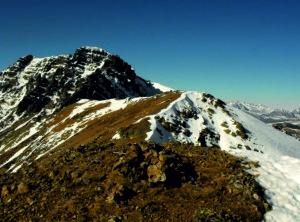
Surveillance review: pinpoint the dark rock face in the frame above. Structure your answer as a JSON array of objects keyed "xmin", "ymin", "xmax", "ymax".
[
  {"xmin": 6, "ymin": 55, "xmax": 34, "ymax": 74},
  {"xmin": 0, "ymin": 47, "xmax": 160, "ymax": 130},
  {"xmin": 0, "ymin": 55, "xmax": 33, "ymax": 93}
]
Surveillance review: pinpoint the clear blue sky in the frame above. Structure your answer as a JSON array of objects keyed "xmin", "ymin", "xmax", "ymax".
[{"xmin": 1, "ymin": 0, "xmax": 299, "ymax": 110}]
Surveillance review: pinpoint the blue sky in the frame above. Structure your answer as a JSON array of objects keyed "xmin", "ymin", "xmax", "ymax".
[{"xmin": 1, "ymin": 0, "xmax": 299, "ymax": 110}]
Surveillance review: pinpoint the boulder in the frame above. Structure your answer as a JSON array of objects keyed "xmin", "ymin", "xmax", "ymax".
[
  {"xmin": 147, "ymin": 165, "xmax": 167, "ymax": 183},
  {"xmin": 17, "ymin": 182, "xmax": 30, "ymax": 194}
]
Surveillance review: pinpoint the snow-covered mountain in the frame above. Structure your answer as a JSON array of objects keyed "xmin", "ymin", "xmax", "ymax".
[
  {"xmin": 1, "ymin": 47, "xmax": 300, "ymax": 221},
  {"xmin": 227, "ymin": 101, "xmax": 278, "ymax": 115},
  {"xmin": 0, "ymin": 47, "xmax": 168, "ymax": 132},
  {"xmin": 228, "ymin": 101, "xmax": 300, "ymax": 141},
  {"xmin": 228, "ymin": 101, "xmax": 300, "ymax": 121}
]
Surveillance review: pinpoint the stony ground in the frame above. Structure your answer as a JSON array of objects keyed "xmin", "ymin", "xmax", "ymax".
[{"xmin": 0, "ymin": 141, "xmax": 270, "ymax": 221}]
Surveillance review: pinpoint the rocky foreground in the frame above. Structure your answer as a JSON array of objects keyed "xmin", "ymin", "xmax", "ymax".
[{"xmin": 0, "ymin": 141, "xmax": 270, "ymax": 221}]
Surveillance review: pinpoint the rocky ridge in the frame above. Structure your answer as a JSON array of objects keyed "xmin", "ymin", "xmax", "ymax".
[{"xmin": 0, "ymin": 90, "xmax": 269, "ymax": 174}]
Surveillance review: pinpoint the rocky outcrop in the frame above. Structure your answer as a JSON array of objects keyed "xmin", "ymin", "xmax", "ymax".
[{"xmin": 111, "ymin": 143, "xmax": 189, "ymax": 188}]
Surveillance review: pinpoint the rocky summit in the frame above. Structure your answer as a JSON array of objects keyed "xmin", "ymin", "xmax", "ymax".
[{"xmin": 0, "ymin": 46, "xmax": 162, "ymax": 131}]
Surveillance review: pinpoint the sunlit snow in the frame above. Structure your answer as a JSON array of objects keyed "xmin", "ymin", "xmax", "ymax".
[{"xmin": 146, "ymin": 91, "xmax": 300, "ymax": 221}]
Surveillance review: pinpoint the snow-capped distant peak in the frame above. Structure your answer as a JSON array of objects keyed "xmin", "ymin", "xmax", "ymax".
[
  {"xmin": 228, "ymin": 101, "xmax": 300, "ymax": 120},
  {"xmin": 227, "ymin": 101, "xmax": 277, "ymax": 114}
]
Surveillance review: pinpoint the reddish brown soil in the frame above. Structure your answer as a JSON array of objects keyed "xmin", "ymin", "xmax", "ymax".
[{"xmin": 0, "ymin": 141, "xmax": 270, "ymax": 222}]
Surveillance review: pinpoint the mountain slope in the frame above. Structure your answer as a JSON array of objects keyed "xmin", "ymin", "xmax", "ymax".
[
  {"xmin": 4, "ymin": 90, "xmax": 299, "ymax": 173},
  {"xmin": 148, "ymin": 93, "xmax": 300, "ymax": 158},
  {"xmin": 1, "ymin": 90, "xmax": 300, "ymax": 221}
]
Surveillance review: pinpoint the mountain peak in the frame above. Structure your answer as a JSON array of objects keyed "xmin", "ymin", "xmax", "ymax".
[
  {"xmin": 0, "ymin": 47, "xmax": 164, "ymax": 131},
  {"xmin": 4, "ymin": 54, "xmax": 34, "ymax": 73}
]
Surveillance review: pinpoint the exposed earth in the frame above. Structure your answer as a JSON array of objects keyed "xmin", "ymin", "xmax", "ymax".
[{"xmin": 0, "ymin": 141, "xmax": 270, "ymax": 222}]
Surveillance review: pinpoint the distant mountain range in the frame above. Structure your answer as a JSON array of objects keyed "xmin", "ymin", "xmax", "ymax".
[
  {"xmin": 228, "ymin": 101, "xmax": 300, "ymax": 141},
  {"xmin": 1, "ymin": 47, "xmax": 300, "ymax": 221},
  {"xmin": 227, "ymin": 101, "xmax": 300, "ymax": 123}
]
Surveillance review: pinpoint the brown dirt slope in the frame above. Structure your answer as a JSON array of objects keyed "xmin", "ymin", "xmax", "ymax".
[
  {"xmin": 38, "ymin": 91, "xmax": 182, "ymax": 162},
  {"xmin": 0, "ymin": 141, "xmax": 270, "ymax": 222},
  {"xmin": 0, "ymin": 91, "xmax": 181, "ymax": 171}
]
